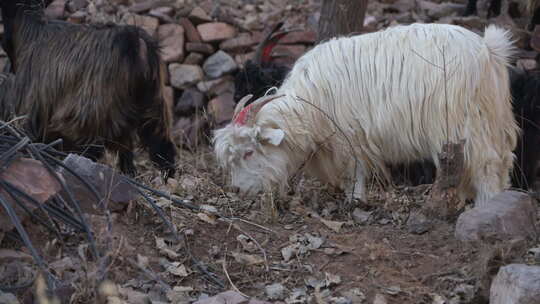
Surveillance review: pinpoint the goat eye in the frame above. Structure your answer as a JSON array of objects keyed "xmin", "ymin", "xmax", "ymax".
[{"xmin": 243, "ymin": 150, "xmax": 254, "ymax": 160}]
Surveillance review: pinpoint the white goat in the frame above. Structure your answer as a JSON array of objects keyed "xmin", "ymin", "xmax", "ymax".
[{"xmin": 213, "ymin": 23, "xmax": 519, "ymax": 208}]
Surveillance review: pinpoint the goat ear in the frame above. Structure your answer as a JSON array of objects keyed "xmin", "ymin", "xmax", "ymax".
[{"xmin": 259, "ymin": 128, "xmax": 285, "ymax": 146}]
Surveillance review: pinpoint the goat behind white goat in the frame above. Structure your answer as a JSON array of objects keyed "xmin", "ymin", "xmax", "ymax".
[{"xmin": 213, "ymin": 23, "xmax": 518, "ymax": 208}]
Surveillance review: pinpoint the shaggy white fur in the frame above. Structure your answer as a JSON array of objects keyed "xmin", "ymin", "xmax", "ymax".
[{"xmin": 214, "ymin": 23, "xmax": 519, "ymax": 208}]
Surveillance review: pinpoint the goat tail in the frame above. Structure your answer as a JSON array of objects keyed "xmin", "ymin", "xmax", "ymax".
[{"xmin": 482, "ymin": 25, "xmax": 516, "ymax": 67}]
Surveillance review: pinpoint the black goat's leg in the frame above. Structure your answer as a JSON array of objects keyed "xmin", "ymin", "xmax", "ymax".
[{"xmin": 118, "ymin": 150, "xmax": 137, "ymax": 178}]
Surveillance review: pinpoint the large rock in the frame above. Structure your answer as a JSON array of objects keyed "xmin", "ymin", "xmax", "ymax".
[
  {"xmin": 455, "ymin": 191, "xmax": 538, "ymax": 242},
  {"xmin": 168, "ymin": 64, "xmax": 204, "ymax": 89},
  {"xmin": 60, "ymin": 154, "xmax": 139, "ymax": 213},
  {"xmin": 0, "ymin": 158, "xmax": 62, "ymax": 234},
  {"xmin": 197, "ymin": 22, "xmax": 237, "ymax": 42},
  {"xmin": 490, "ymin": 264, "xmax": 540, "ymax": 304},
  {"xmin": 158, "ymin": 24, "xmax": 185, "ymax": 63},
  {"xmin": 203, "ymin": 51, "xmax": 238, "ymax": 79}
]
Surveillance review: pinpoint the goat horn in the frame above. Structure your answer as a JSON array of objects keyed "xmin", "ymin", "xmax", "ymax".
[
  {"xmin": 245, "ymin": 94, "xmax": 285, "ymax": 126},
  {"xmin": 253, "ymin": 22, "xmax": 285, "ymax": 64},
  {"xmin": 233, "ymin": 94, "xmax": 253, "ymax": 121}
]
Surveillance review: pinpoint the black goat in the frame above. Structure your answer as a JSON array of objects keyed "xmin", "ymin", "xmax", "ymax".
[
  {"xmin": 463, "ymin": 0, "xmax": 540, "ymax": 30},
  {"xmin": 233, "ymin": 22, "xmax": 292, "ymax": 104},
  {"xmin": 1, "ymin": 0, "xmax": 176, "ymax": 179},
  {"xmin": 507, "ymin": 66, "xmax": 540, "ymax": 190}
]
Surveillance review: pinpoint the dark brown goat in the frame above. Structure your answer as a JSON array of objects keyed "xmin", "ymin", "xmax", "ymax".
[{"xmin": 1, "ymin": 0, "xmax": 176, "ymax": 179}]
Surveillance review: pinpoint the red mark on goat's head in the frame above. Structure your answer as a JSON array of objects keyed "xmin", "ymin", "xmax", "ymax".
[{"xmin": 233, "ymin": 103, "xmax": 255, "ymax": 125}]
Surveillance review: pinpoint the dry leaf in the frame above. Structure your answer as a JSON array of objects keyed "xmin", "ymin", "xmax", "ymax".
[
  {"xmin": 320, "ymin": 218, "xmax": 345, "ymax": 232},
  {"xmin": 197, "ymin": 212, "xmax": 217, "ymax": 225},
  {"xmin": 231, "ymin": 251, "xmax": 264, "ymax": 265}
]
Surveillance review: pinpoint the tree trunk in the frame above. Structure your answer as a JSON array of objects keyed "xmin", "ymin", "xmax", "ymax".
[
  {"xmin": 422, "ymin": 140, "xmax": 466, "ymax": 220},
  {"xmin": 317, "ymin": 0, "xmax": 368, "ymax": 43}
]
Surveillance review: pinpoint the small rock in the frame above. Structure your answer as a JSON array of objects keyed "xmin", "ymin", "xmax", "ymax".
[
  {"xmin": 148, "ymin": 6, "xmax": 175, "ymax": 23},
  {"xmin": 340, "ymin": 288, "xmax": 366, "ymax": 303},
  {"xmin": 235, "ymin": 52, "xmax": 255, "ymax": 66},
  {"xmin": 193, "ymin": 290, "xmax": 248, "ymax": 304},
  {"xmin": 490, "ymin": 264, "xmax": 540, "ymax": 304},
  {"xmin": 286, "ymin": 287, "xmax": 308, "ymax": 303},
  {"xmin": 179, "ymin": 17, "xmax": 203, "ymax": 42},
  {"xmin": 184, "ymin": 52, "xmax": 205, "ymax": 65},
  {"xmin": 373, "ymin": 293, "xmax": 388, "ymax": 304},
  {"xmin": 122, "ymin": 13, "xmax": 159, "ymax": 37},
  {"xmin": 389, "ymin": 0, "xmax": 417, "ymax": 13},
  {"xmin": 517, "ymin": 59, "xmax": 537, "ymax": 71},
  {"xmin": 352, "ymin": 208, "xmax": 372, "ymax": 225},
  {"xmin": 455, "ymin": 191, "xmax": 538, "ymax": 242},
  {"xmin": 280, "ymin": 30, "xmax": 317, "ymax": 44},
  {"xmin": 45, "ymin": 0, "xmax": 66, "ymax": 19},
  {"xmin": 452, "ymin": 284, "xmax": 475, "ymax": 303},
  {"xmin": 128, "ymin": 0, "xmax": 162, "ymax": 13},
  {"xmin": 67, "ymin": 0, "xmax": 88, "ymax": 12},
  {"xmin": 406, "ymin": 212, "xmax": 432, "ymax": 234},
  {"xmin": 189, "ymin": 6, "xmax": 212, "ymax": 24},
  {"xmin": 424, "ymin": 2, "xmax": 465, "ymax": 19},
  {"xmin": 529, "ymin": 247, "xmax": 540, "ymax": 262},
  {"xmin": 332, "ymin": 297, "xmax": 352, "ymax": 304},
  {"xmin": 197, "ymin": 75, "xmax": 234, "ymax": 96},
  {"xmin": 197, "ymin": 22, "xmax": 237, "ymax": 42},
  {"xmin": 203, "ymin": 50, "xmax": 238, "ymax": 78},
  {"xmin": 208, "ymin": 93, "xmax": 236, "ymax": 128},
  {"xmin": 0, "ymin": 291, "xmax": 19, "ymax": 304},
  {"xmin": 271, "ymin": 44, "xmax": 306, "ymax": 59},
  {"xmin": 0, "ymin": 249, "xmax": 33, "ymax": 263},
  {"xmin": 175, "ymin": 88, "xmax": 205, "ymax": 116},
  {"xmin": 281, "ymin": 244, "xmax": 298, "ymax": 262},
  {"xmin": 158, "ymin": 24, "xmax": 185, "ymax": 63},
  {"xmin": 168, "ymin": 64, "xmax": 204, "ymax": 89},
  {"xmin": 449, "ymin": 16, "xmax": 488, "ymax": 30},
  {"xmin": 265, "ymin": 283, "xmax": 287, "ymax": 300},
  {"xmin": 186, "ymin": 42, "xmax": 215, "ymax": 55},
  {"xmin": 219, "ymin": 33, "xmax": 256, "ymax": 52},
  {"xmin": 67, "ymin": 11, "xmax": 87, "ymax": 24}
]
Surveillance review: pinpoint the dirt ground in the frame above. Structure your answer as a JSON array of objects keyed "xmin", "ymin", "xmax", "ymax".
[
  {"xmin": 2, "ymin": 147, "xmax": 539, "ymax": 303},
  {"xmin": 1, "ymin": 0, "xmax": 540, "ymax": 303}
]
